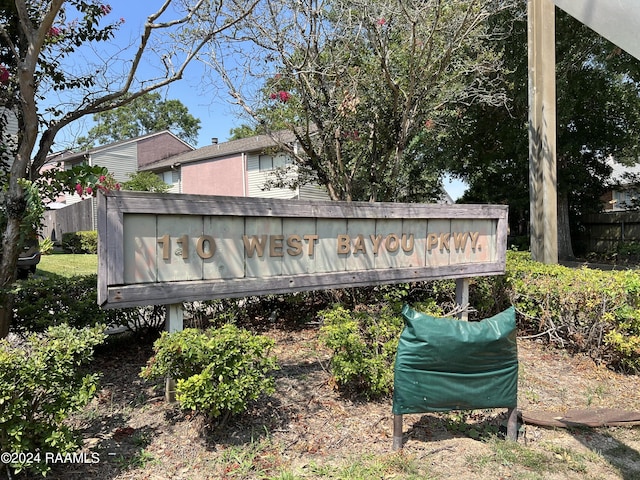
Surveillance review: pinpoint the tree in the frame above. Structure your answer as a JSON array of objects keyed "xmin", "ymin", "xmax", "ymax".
[
  {"xmin": 122, "ymin": 171, "xmax": 170, "ymax": 193},
  {"xmin": 432, "ymin": 8, "xmax": 640, "ymax": 259},
  {"xmin": 0, "ymin": 0, "xmax": 259, "ymax": 338},
  {"xmin": 228, "ymin": 124, "xmax": 261, "ymax": 141},
  {"xmin": 77, "ymin": 92, "xmax": 201, "ymax": 148},
  {"xmin": 200, "ymin": 0, "xmax": 518, "ymax": 202}
]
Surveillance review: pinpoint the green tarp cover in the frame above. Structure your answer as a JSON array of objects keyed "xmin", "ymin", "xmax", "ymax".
[{"xmin": 392, "ymin": 305, "xmax": 518, "ymax": 415}]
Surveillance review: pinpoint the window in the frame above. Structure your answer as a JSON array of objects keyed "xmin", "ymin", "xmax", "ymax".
[
  {"xmin": 273, "ymin": 154, "xmax": 290, "ymax": 169},
  {"xmin": 259, "ymin": 153, "xmax": 291, "ymax": 171},
  {"xmin": 613, "ymin": 189, "xmax": 640, "ymax": 210},
  {"xmin": 259, "ymin": 155, "xmax": 273, "ymax": 171},
  {"xmin": 160, "ymin": 171, "xmax": 174, "ymax": 185}
]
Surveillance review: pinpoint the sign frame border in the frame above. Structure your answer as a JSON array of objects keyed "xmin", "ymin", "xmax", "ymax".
[{"xmin": 98, "ymin": 191, "xmax": 508, "ymax": 308}]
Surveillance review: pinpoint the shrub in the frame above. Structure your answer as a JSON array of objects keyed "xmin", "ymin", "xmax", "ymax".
[
  {"xmin": 469, "ymin": 274, "xmax": 512, "ymax": 319},
  {"xmin": 12, "ymin": 274, "xmax": 167, "ymax": 337},
  {"xmin": 113, "ymin": 304, "xmax": 166, "ymax": 338},
  {"xmin": 12, "ymin": 275, "xmax": 108, "ymax": 334},
  {"xmin": 140, "ymin": 325, "xmax": 278, "ymax": 419},
  {"xmin": 62, "ymin": 230, "xmax": 98, "ymax": 254},
  {"xmin": 617, "ymin": 241, "xmax": 640, "ymax": 258},
  {"xmin": 0, "ymin": 324, "xmax": 105, "ymax": 477},
  {"xmin": 38, "ymin": 237, "xmax": 54, "ymax": 255},
  {"xmin": 182, "ymin": 298, "xmax": 247, "ymax": 329},
  {"xmin": 506, "ymin": 251, "xmax": 640, "ymax": 372},
  {"xmin": 319, "ymin": 301, "xmax": 442, "ymax": 399}
]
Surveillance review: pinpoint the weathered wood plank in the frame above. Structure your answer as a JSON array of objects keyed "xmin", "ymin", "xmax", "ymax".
[
  {"xmin": 106, "ymin": 198, "xmax": 124, "ymax": 285},
  {"xmin": 123, "ymin": 214, "xmax": 157, "ymax": 283},
  {"xmin": 316, "ymin": 218, "xmax": 347, "ymax": 273},
  {"xmin": 374, "ymin": 218, "xmax": 407, "ymax": 269},
  {"xmin": 496, "ymin": 214, "xmax": 508, "ymax": 268},
  {"xmin": 202, "ymin": 216, "xmax": 245, "ymax": 280},
  {"xmin": 97, "ymin": 194, "xmax": 108, "ymax": 305},
  {"xmin": 244, "ymin": 217, "xmax": 283, "ymax": 278},
  {"xmin": 105, "ymin": 262, "xmax": 505, "ymax": 308},
  {"xmin": 105, "ymin": 191, "xmax": 507, "ymax": 220},
  {"xmin": 345, "ymin": 219, "xmax": 377, "ymax": 271},
  {"xmin": 282, "ymin": 217, "xmax": 317, "ymax": 275},
  {"xmin": 157, "ymin": 215, "xmax": 204, "ymax": 282},
  {"xmin": 425, "ymin": 219, "xmax": 451, "ymax": 268},
  {"xmin": 449, "ymin": 219, "xmax": 495, "ymax": 265},
  {"xmin": 400, "ymin": 218, "xmax": 427, "ymax": 268}
]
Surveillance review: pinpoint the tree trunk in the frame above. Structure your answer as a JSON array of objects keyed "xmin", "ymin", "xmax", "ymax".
[
  {"xmin": 0, "ymin": 33, "xmax": 41, "ymax": 337},
  {"xmin": 0, "ymin": 215, "xmax": 22, "ymax": 338},
  {"xmin": 0, "ymin": 296, "xmax": 13, "ymax": 339},
  {"xmin": 557, "ymin": 191, "xmax": 575, "ymax": 261}
]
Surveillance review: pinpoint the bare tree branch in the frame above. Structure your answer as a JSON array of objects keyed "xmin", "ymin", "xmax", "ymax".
[
  {"xmin": 197, "ymin": 0, "xmax": 517, "ymax": 202},
  {"xmin": 30, "ymin": 0, "xmax": 260, "ymax": 173}
]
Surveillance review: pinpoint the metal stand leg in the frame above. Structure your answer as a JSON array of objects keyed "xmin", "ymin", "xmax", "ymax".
[
  {"xmin": 455, "ymin": 278, "xmax": 470, "ymax": 320},
  {"xmin": 506, "ymin": 407, "xmax": 518, "ymax": 441},
  {"xmin": 392, "ymin": 414, "xmax": 403, "ymax": 450}
]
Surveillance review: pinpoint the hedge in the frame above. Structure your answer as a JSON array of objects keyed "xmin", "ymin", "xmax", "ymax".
[
  {"xmin": 11, "ymin": 275, "xmax": 164, "ymax": 337},
  {"xmin": 504, "ymin": 251, "xmax": 640, "ymax": 372},
  {"xmin": 0, "ymin": 324, "xmax": 104, "ymax": 477},
  {"xmin": 61, "ymin": 231, "xmax": 97, "ymax": 254}
]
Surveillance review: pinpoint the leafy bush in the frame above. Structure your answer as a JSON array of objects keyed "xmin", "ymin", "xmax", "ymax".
[
  {"xmin": 182, "ymin": 298, "xmax": 248, "ymax": 329},
  {"xmin": 506, "ymin": 251, "xmax": 640, "ymax": 372},
  {"xmin": 38, "ymin": 236, "xmax": 54, "ymax": 255},
  {"xmin": 181, "ymin": 292, "xmax": 342, "ymax": 330},
  {"xmin": 468, "ymin": 274, "xmax": 512, "ymax": 319},
  {"xmin": 0, "ymin": 324, "xmax": 105, "ymax": 477},
  {"xmin": 319, "ymin": 301, "xmax": 442, "ymax": 399},
  {"xmin": 140, "ymin": 325, "xmax": 278, "ymax": 419},
  {"xmin": 62, "ymin": 230, "xmax": 98, "ymax": 254},
  {"xmin": 12, "ymin": 274, "xmax": 166, "ymax": 337},
  {"xmin": 113, "ymin": 304, "xmax": 166, "ymax": 338},
  {"xmin": 617, "ymin": 241, "xmax": 640, "ymax": 258},
  {"xmin": 12, "ymin": 275, "xmax": 109, "ymax": 334},
  {"xmin": 122, "ymin": 171, "xmax": 170, "ymax": 193},
  {"xmin": 319, "ymin": 251, "xmax": 640, "ymax": 393}
]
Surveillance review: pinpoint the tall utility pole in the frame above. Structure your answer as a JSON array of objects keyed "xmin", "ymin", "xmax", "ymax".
[
  {"xmin": 527, "ymin": 0, "xmax": 557, "ymax": 264},
  {"xmin": 528, "ymin": 0, "xmax": 640, "ymax": 264}
]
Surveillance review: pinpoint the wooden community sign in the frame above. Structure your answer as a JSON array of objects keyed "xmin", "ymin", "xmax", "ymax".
[{"xmin": 97, "ymin": 191, "xmax": 508, "ymax": 309}]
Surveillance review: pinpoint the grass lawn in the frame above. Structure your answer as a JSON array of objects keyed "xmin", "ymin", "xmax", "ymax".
[{"xmin": 36, "ymin": 253, "xmax": 98, "ymax": 278}]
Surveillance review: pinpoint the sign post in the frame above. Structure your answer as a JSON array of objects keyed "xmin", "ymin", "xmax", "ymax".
[
  {"xmin": 164, "ymin": 303, "xmax": 183, "ymax": 402},
  {"xmin": 528, "ymin": 0, "xmax": 640, "ymax": 264}
]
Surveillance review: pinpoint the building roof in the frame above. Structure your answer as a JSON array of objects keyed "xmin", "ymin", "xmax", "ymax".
[
  {"xmin": 607, "ymin": 157, "xmax": 640, "ymax": 185},
  {"xmin": 46, "ymin": 130, "xmax": 193, "ymax": 165},
  {"xmin": 140, "ymin": 131, "xmax": 298, "ymax": 171}
]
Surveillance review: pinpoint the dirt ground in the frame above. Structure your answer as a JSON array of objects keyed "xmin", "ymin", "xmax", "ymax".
[{"xmin": 39, "ymin": 323, "xmax": 640, "ymax": 480}]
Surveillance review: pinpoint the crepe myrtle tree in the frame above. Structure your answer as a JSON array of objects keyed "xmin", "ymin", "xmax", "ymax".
[
  {"xmin": 200, "ymin": 0, "xmax": 518, "ymax": 202},
  {"xmin": 0, "ymin": 0, "xmax": 258, "ymax": 338}
]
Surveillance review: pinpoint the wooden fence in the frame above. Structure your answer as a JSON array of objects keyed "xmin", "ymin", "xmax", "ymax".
[
  {"xmin": 583, "ymin": 211, "xmax": 640, "ymax": 253},
  {"xmin": 41, "ymin": 198, "xmax": 96, "ymax": 243}
]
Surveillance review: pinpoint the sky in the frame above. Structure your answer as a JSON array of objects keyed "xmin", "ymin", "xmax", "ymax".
[
  {"xmin": 121, "ymin": 1, "xmax": 248, "ymax": 147},
  {"xmin": 53, "ymin": 0, "xmax": 242, "ymax": 150},
  {"xmin": 56, "ymin": 0, "xmax": 467, "ymax": 200}
]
